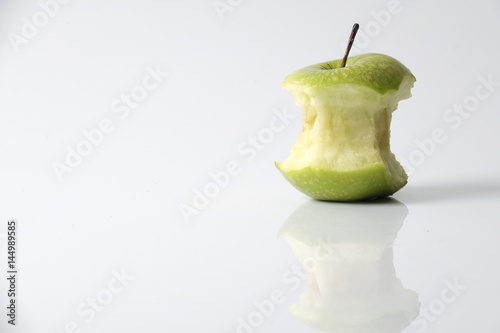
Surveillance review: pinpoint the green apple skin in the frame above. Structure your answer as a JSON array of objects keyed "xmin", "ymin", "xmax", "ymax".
[
  {"xmin": 277, "ymin": 53, "xmax": 415, "ymax": 201},
  {"xmin": 276, "ymin": 163, "xmax": 401, "ymax": 201}
]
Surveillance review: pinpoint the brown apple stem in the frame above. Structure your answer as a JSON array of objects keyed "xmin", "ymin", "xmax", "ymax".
[{"xmin": 340, "ymin": 23, "xmax": 360, "ymax": 68}]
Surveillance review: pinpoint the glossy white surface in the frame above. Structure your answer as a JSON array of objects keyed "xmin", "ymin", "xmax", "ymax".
[{"xmin": 0, "ymin": 0, "xmax": 500, "ymax": 332}]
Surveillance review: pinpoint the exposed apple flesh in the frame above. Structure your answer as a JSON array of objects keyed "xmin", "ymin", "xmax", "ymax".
[{"xmin": 276, "ymin": 53, "xmax": 415, "ymax": 201}]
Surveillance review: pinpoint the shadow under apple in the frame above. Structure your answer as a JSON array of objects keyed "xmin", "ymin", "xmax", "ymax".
[{"xmin": 397, "ymin": 181, "xmax": 500, "ymax": 204}]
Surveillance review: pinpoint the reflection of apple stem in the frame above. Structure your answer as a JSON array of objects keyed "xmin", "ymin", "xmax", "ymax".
[{"xmin": 341, "ymin": 23, "xmax": 360, "ymax": 68}]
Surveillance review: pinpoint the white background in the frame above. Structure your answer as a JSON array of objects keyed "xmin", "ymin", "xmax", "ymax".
[{"xmin": 0, "ymin": 0, "xmax": 499, "ymax": 332}]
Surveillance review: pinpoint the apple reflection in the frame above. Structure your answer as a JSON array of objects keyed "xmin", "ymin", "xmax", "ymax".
[{"xmin": 278, "ymin": 199, "xmax": 419, "ymax": 333}]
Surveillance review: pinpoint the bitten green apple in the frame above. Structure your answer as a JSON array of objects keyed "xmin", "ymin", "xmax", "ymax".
[{"xmin": 276, "ymin": 52, "xmax": 415, "ymax": 201}]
